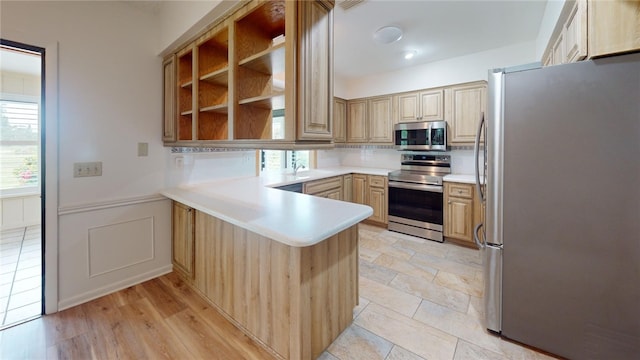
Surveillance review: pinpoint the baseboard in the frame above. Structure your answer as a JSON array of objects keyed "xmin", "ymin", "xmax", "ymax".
[{"xmin": 57, "ymin": 265, "xmax": 173, "ymax": 311}]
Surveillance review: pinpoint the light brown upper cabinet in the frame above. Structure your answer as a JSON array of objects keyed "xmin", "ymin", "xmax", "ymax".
[
  {"xmin": 588, "ymin": 0, "xmax": 640, "ymax": 58},
  {"xmin": 296, "ymin": 0, "xmax": 334, "ymax": 141},
  {"xmin": 164, "ymin": 0, "xmax": 334, "ymax": 149},
  {"xmin": 543, "ymin": 0, "xmax": 640, "ymax": 66},
  {"xmin": 334, "ymin": 97, "xmax": 347, "ymax": 143},
  {"xmin": 162, "ymin": 55, "xmax": 176, "ymax": 142},
  {"xmin": 198, "ymin": 27, "xmax": 230, "ymax": 141},
  {"xmin": 346, "ymin": 96, "xmax": 393, "ymax": 144},
  {"xmin": 347, "ymin": 99, "xmax": 367, "ymax": 143},
  {"xmin": 177, "ymin": 44, "xmax": 196, "ymax": 142},
  {"xmin": 564, "ymin": 0, "xmax": 587, "ymax": 63},
  {"xmin": 444, "ymin": 81, "xmax": 487, "ymax": 145},
  {"xmin": 368, "ymin": 96, "xmax": 393, "ymax": 143},
  {"xmin": 395, "ymin": 88, "xmax": 444, "ymax": 123},
  {"xmin": 552, "ymin": 32, "xmax": 566, "ymax": 66}
]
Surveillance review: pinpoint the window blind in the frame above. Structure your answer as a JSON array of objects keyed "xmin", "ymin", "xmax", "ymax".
[{"xmin": 0, "ymin": 100, "xmax": 39, "ymax": 190}]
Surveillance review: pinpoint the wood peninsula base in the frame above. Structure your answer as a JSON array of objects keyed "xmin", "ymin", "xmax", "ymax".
[{"xmin": 174, "ymin": 209, "xmax": 359, "ymax": 360}]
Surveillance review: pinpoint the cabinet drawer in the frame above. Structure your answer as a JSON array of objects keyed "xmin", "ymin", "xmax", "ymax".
[
  {"xmin": 314, "ymin": 188, "xmax": 343, "ymax": 200},
  {"xmin": 368, "ymin": 175, "xmax": 386, "ymax": 188},
  {"xmin": 447, "ymin": 182, "xmax": 474, "ymax": 199},
  {"xmin": 304, "ymin": 176, "xmax": 343, "ymax": 195}
]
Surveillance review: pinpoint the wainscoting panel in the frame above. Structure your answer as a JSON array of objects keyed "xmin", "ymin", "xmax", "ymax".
[
  {"xmin": 58, "ymin": 197, "xmax": 172, "ymax": 310},
  {"xmin": 88, "ymin": 217, "xmax": 154, "ymax": 277}
]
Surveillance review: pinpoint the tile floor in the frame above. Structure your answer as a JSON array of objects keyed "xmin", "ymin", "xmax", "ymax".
[
  {"xmin": 0, "ymin": 226, "xmax": 42, "ymax": 329},
  {"xmin": 319, "ymin": 224, "xmax": 557, "ymax": 360}
]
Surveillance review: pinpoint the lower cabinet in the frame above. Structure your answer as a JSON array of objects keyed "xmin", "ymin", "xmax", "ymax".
[
  {"xmin": 172, "ymin": 201, "xmax": 195, "ymax": 278},
  {"xmin": 367, "ymin": 175, "xmax": 388, "ymax": 225},
  {"xmin": 351, "ymin": 174, "xmax": 387, "ymax": 225},
  {"xmin": 303, "ymin": 173, "xmax": 388, "ymax": 225},
  {"xmin": 352, "ymin": 174, "xmax": 367, "ymax": 205},
  {"xmin": 343, "ymin": 174, "xmax": 353, "ymax": 202},
  {"xmin": 303, "ymin": 175, "xmax": 344, "ymax": 200},
  {"xmin": 171, "ymin": 205, "xmax": 359, "ymax": 360},
  {"xmin": 443, "ymin": 182, "xmax": 482, "ymax": 247}
]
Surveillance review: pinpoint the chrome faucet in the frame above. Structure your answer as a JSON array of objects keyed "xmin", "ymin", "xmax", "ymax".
[{"xmin": 293, "ymin": 161, "xmax": 306, "ymax": 175}]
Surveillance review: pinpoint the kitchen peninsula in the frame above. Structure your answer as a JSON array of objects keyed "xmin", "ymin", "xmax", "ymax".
[{"xmin": 161, "ymin": 174, "xmax": 373, "ymax": 360}]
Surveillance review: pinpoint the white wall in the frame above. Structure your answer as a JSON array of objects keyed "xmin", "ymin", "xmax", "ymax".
[
  {"xmin": 535, "ymin": 0, "xmax": 566, "ymax": 60},
  {"xmin": 330, "ymin": 40, "xmax": 539, "ymax": 174},
  {"xmin": 338, "ymin": 40, "xmax": 537, "ymax": 99},
  {"xmin": 317, "ymin": 147, "xmax": 477, "ymax": 175},
  {"xmin": 157, "ymin": 0, "xmax": 240, "ymax": 55},
  {"xmin": 1, "ymin": 1, "xmax": 173, "ymax": 310},
  {"xmin": 167, "ymin": 150, "xmax": 257, "ymax": 187},
  {"xmin": 332, "ymin": 148, "xmax": 401, "ymax": 170},
  {"xmin": 0, "ymin": 0, "xmax": 561, "ymax": 309}
]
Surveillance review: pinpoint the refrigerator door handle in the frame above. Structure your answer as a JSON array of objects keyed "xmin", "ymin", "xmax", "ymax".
[
  {"xmin": 474, "ymin": 222, "xmax": 485, "ymax": 248},
  {"xmin": 474, "ymin": 112, "xmax": 486, "ymax": 202}
]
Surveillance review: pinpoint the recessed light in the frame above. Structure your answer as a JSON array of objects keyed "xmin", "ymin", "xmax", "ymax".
[
  {"xmin": 404, "ymin": 50, "xmax": 417, "ymax": 60},
  {"xmin": 373, "ymin": 26, "xmax": 403, "ymax": 44}
]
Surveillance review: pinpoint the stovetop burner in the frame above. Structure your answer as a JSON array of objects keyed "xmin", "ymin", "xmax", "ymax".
[{"xmin": 389, "ymin": 153, "xmax": 451, "ymax": 185}]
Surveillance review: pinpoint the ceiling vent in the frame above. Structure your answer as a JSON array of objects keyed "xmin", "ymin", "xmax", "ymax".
[{"xmin": 338, "ymin": 0, "xmax": 365, "ymax": 11}]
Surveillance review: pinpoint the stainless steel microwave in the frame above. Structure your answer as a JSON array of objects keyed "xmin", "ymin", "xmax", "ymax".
[{"xmin": 394, "ymin": 120, "xmax": 447, "ymax": 151}]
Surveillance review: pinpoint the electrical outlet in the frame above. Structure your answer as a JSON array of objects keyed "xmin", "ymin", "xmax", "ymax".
[
  {"xmin": 73, "ymin": 162, "xmax": 102, "ymax": 177},
  {"xmin": 175, "ymin": 156, "xmax": 184, "ymax": 168}
]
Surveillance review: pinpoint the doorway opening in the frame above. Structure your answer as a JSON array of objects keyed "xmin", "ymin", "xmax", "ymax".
[{"xmin": 0, "ymin": 40, "xmax": 45, "ymax": 329}]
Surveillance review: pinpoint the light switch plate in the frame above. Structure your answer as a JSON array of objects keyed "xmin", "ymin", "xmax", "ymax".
[
  {"xmin": 138, "ymin": 142, "xmax": 148, "ymax": 157},
  {"xmin": 74, "ymin": 162, "xmax": 102, "ymax": 177}
]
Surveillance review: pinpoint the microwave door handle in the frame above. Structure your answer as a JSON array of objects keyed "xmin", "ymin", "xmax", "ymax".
[{"xmin": 474, "ymin": 112, "xmax": 485, "ymax": 202}]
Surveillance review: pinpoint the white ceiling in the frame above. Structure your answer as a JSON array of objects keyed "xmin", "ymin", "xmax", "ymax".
[
  {"xmin": 0, "ymin": 1, "xmax": 549, "ymax": 81},
  {"xmin": 334, "ymin": 0, "xmax": 548, "ymax": 80}
]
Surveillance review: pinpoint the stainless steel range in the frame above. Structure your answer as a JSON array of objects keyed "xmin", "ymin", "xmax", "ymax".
[{"xmin": 388, "ymin": 153, "xmax": 451, "ymax": 242}]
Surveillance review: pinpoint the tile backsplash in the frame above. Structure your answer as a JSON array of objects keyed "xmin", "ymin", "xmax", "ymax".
[
  {"xmin": 166, "ymin": 146, "xmax": 479, "ymax": 188},
  {"xmin": 317, "ymin": 147, "xmax": 479, "ymax": 175}
]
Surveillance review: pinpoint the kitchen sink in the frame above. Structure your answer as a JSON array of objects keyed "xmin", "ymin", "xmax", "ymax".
[{"xmin": 273, "ymin": 182, "xmax": 303, "ymax": 193}]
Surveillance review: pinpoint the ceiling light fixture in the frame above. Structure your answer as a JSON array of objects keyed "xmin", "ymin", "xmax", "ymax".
[
  {"xmin": 373, "ymin": 26, "xmax": 403, "ymax": 44},
  {"xmin": 404, "ymin": 50, "xmax": 417, "ymax": 60}
]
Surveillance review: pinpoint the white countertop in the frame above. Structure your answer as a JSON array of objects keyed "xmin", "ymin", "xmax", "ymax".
[
  {"xmin": 162, "ymin": 167, "xmax": 395, "ymax": 248},
  {"xmin": 443, "ymin": 174, "xmax": 478, "ymax": 184}
]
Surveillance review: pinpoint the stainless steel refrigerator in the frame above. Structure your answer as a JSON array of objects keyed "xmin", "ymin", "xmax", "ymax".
[{"xmin": 474, "ymin": 52, "xmax": 640, "ymax": 359}]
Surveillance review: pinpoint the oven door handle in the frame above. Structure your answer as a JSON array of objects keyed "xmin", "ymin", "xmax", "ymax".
[{"xmin": 388, "ymin": 181, "xmax": 443, "ymax": 193}]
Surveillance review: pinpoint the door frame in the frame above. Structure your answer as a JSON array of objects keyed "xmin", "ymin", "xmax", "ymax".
[{"xmin": 1, "ymin": 39, "xmax": 59, "ymax": 314}]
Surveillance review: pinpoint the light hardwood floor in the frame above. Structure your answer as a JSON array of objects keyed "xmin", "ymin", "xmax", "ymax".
[
  {"xmin": 0, "ymin": 272, "xmax": 275, "ymax": 359},
  {"xmin": 0, "ymin": 224, "xmax": 556, "ymax": 360}
]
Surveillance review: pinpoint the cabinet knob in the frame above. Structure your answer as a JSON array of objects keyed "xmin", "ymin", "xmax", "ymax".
[{"xmin": 448, "ymin": 200, "xmax": 451, "ymax": 204}]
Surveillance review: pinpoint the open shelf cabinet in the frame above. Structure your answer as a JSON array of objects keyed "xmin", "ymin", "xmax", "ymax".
[
  {"xmin": 235, "ymin": 0, "xmax": 287, "ymax": 140},
  {"xmin": 177, "ymin": 46, "xmax": 194, "ymax": 141},
  {"xmin": 163, "ymin": 0, "xmax": 334, "ymax": 149},
  {"xmin": 197, "ymin": 27, "xmax": 229, "ymax": 140}
]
